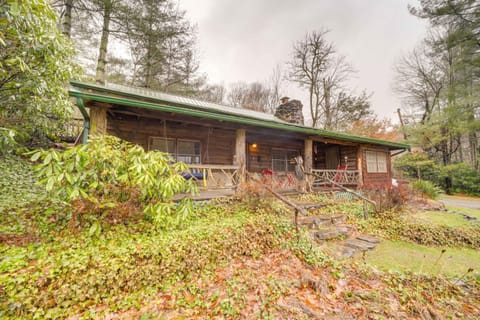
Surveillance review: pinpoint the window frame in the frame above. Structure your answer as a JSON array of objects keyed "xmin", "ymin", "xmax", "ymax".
[
  {"xmin": 176, "ymin": 139, "xmax": 201, "ymax": 164},
  {"xmin": 148, "ymin": 136, "xmax": 201, "ymax": 164},
  {"xmin": 148, "ymin": 137, "xmax": 175, "ymax": 154},
  {"xmin": 365, "ymin": 150, "xmax": 388, "ymax": 173},
  {"xmin": 271, "ymin": 148, "xmax": 299, "ymax": 172}
]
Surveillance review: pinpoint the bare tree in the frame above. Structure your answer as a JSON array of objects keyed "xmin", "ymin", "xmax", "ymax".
[
  {"xmin": 287, "ymin": 30, "xmax": 354, "ymax": 128},
  {"xmin": 265, "ymin": 64, "xmax": 284, "ymax": 113},
  {"xmin": 194, "ymin": 83, "xmax": 226, "ymax": 104},
  {"xmin": 393, "ymin": 40, "xmax": 445, "ymax": 124},
  {"xmin": 393, "ymin": 31, "xmax": 478, "ymax": 167},
  {"xmin": 227, "ymin": 82, "xmax": 271, "ymax": 112}
]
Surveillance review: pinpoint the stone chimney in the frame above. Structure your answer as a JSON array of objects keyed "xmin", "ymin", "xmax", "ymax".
[{"xmin": 274, "ymin": 97, "xmax": 304, "ymax": 125}]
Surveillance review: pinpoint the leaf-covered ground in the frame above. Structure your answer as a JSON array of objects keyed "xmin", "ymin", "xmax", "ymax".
[
  {"xmin": 98, "ymin": 249, "xmax": 479, "ymax": 319},
  {"xmin": 1, "ymin": 155, "xmax": 479, "ymax": 319}
]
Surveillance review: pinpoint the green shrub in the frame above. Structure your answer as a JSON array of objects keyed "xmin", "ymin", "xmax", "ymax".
[
  {"xmin": 441, "ymin": 163, "xmax": 480, "ymax": 196},
  {"xmin": 31, "ymin": 135, "xmax": 197, "ymax": 229},
  {"xmin": 394, "ymin": 152, "xmax": 480, "ymax": 196},
  {"xmin": 0, "ymin": 128, "xmax": 17, "ymax": 155},
  {"xmin": 411, "ymin": 180, "xmax": 442, "ymax": 199},
  {"xmin": 362, "ymin": 213, "xmax": 480, "ymax": 249},
  {"xmin": 0, "ymin": 155, "xmax": 46, "ymax": 212},
  {"xmin": 394, "ymin": 152, "xmax": 438, "ymax": 181}
]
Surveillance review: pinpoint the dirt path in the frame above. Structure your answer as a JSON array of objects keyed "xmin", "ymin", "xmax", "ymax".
[{"xmin": 439, "ymin": 195, "xmax": 480, "ymax": 210}]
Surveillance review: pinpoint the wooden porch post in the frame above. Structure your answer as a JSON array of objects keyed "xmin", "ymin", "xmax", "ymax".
[
  {"xmin": 304, "ymin": 139, "xmax": 313, "ymax": 188},
  {"xmin": 235, "ymin": 129, "xmax": 246, "ymax": 183},
  {"xmin": 357, "ymin": 146, "xmax": 364, "ymax": 188},
  {"xmin": 89, "ymin": 107, "xmax": 107, "ymax": 136}
]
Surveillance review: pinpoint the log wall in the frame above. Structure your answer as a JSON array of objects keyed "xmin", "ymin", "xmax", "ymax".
[
  {"xmin": 361, "ymin": 146, "xmax": 392, "ymax": 187},
  {"xmin": 107, "ymin": 115, "xmax": 236, "ymax": 165}
]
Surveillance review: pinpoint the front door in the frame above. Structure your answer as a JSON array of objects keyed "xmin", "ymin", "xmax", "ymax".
[{"xmin": 325, "ymin": 146, "xmax": 339, "ymax": 169}]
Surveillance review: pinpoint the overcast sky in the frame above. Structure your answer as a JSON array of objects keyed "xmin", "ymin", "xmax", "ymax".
[{"xmin": 179, "ymin": 0, "xmax": 428, "ymax": 123}]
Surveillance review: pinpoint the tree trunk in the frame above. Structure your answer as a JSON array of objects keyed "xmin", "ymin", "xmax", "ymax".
[
  {"xmin": 470, "ymin": 131, "xmax": 478, "ymax": 170},
  {"xmin": 95, "ymin": 0, "xmax": 112, "ymax": 84},
  {"xmin": 309, "ymin": 82, "xmax": 316, "ymax": 127},
  {"xmin": 62, "ymin": 0, "xmax": 73, "ymax": 38},
  {"xmin": 323, "ymin": 80, "xmax": 331, "ymax": 129}
]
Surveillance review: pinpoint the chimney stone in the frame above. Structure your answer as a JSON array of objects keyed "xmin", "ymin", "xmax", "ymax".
[{"xmin": 274, "ymin": 99, "xmax": 304, "ymax": 125}]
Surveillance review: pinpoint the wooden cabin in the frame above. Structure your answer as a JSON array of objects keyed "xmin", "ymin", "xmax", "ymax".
[{"xmin": 69, "ymin": 81, "xmax": 409, "ymax": 193}]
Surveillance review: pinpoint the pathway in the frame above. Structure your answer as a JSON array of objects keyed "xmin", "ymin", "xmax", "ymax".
[{"xmin": 296, "ymin": 212, "xmax": 380, "ymax": 259}]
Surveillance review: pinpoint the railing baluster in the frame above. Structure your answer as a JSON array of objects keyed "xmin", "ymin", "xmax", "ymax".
[{"xmin": 311, "ymin": 169, "xmax": 359, "ymax": 187}]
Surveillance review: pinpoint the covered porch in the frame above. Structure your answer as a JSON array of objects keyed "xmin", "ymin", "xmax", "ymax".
[{"xmin": 70, "ymin": 80, "xmax": 405, "ymax": 198}]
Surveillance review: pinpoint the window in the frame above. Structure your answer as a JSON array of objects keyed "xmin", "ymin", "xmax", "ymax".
[
  {"xmin": 272, "ymin": 149, "xmax": 298, "ymax": 172},
  {"xmin": 177, "ymin": 140, "xmax": 201, "ymax": 164},
  {"xmin": 150, "ymin": 137, "xmax": 175, "ymax": 153},
  {"xmin": 149, "ymin": 137, "xmax": 201, "ymax": 164},
  {"xmin": 366, "ymin": 150, "xmax": 387, "ymax": 173}
]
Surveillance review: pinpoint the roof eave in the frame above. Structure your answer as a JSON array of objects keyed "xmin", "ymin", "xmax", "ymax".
[{"xmin": 69, "ymin": 82, "xmax": 410, "ymax": 151}]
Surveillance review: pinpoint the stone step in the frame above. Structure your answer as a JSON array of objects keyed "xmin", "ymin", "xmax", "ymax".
[
  {"xmin": 297, "ymin": 203, "xmax": 327, "ymax": 210},
  {"xmin": 356, "ymin": 234, "xmax": 381, "ymax": 244},
  {"xmin": 297, "ymin": 216, "xmax": 332, "ymax": 229},
  {"xmin": 334, "ymin": 224, "xmax": 350, "ymax": 235},
  {"xmin": 296, "ymin": 214, "xmax": 348, "ymax": 229},
  {"xmin": 312, "ymin": 223, "xmax": 358, "ymax": 241},
  {"xmin": 343, "ymin": 238, "xmax": 377, "ymax": 251},
  {"xmin": 332, "ymin": 245, "xmax": 358, "ymax": 259},
  {"xmin": 330, "ymin": 213, "xmax": 347, "ymax": 224},
  {"xmin": 316, "ymin": 233, "xmax": 381, "ymax": 259},
  {"xmin": 313, "ymin": 228, "xmax": 341, "ymax": 241}
]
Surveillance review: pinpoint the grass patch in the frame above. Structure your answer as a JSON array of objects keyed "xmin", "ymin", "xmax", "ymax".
[
  {"xmin": 405, "ymin": 210, "xmax": 475, "ymax": 227},
  {"xmin": 446, "ymin": 206, "xmax": 480, "ymax": 219},
  {"xmin": 366, "ymin": 239, "xmax": 480, "ymax": 278}
]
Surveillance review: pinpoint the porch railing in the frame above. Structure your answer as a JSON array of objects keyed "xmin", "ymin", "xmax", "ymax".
[
  {"xmin": 261, "ymin": 171, "xmax": 297, "ymax": 191},
  {"xmin": 186, "ymin": 164, "xmax": 239, "ymax": 190},
  {"xmin": 311, "ymin": 169, "xmax": 360, "ymax": 186}
]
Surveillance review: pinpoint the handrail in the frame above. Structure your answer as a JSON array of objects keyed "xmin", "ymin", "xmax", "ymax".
[
  {"xmin": 248, "ymin": 173, "xmax": 306, "ymax": 241},
  {"xmin": 308, "ymin": 171, "xmax": 376, "ymax": 219}
]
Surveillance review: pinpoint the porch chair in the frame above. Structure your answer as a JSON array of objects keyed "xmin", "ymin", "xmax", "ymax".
[{"xmin": 332, "ymin": 163, "xmax": 348, "ymax": 187}]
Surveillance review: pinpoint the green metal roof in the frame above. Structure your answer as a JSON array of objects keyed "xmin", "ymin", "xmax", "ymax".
[{"xmin": 69, "ymin": 80, "xmax": 410, "ymax": 150}]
